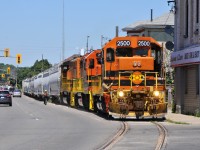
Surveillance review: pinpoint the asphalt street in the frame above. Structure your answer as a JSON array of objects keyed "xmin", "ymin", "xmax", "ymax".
[
  {"xmin": 0, "ymin": 96, "xmax": 120, "ymax": 150},
  {"xmin": 1, "ymin": 96, "xmax": 200, "ymax": 150}
]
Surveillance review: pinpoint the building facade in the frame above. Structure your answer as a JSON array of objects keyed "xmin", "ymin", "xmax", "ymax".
[{"xmin": 171, "ymin": 0, "xmax": 200, "ymax": 114}]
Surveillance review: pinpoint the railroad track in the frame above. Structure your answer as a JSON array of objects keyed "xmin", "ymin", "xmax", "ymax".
[
  {"xmin": 153, "ymin": 122, "xmax": 168, "ymax": 150},
  {"xmin": 96, "ymin": 121, "xmax": 129, "ymax": 150},
  {"xmin": 96, "ymin": 121, "xmax": 167, "ymax": 150}
]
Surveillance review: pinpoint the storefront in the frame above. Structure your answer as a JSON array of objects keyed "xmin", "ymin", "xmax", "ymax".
[{"xmin": 171, "ymin": 46, "xmax": 200, "ymax": 114}]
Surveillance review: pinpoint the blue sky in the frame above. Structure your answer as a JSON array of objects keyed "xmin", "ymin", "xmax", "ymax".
[{"xmin": 0, "ymin": 0, "xmax": 171, "ymax": 67}]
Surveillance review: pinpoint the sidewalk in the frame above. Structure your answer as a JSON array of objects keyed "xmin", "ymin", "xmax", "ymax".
[{"xmin": 165, "ymin": 109, "xmax": 200, "ymax": 125}]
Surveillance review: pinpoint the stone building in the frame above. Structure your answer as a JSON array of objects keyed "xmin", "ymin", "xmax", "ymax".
[{"xmin": 171, "ymin": 0, "xmax": 200, "ymax": 114}]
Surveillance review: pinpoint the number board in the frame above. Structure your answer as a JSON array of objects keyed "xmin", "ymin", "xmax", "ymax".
[
  {"xmin": 138, "ymin": 40, "xmax": 150, "ymax": 47},
  {"xmin": 116, "ymin": 40, "xmax": 131, "ymax": 47}
]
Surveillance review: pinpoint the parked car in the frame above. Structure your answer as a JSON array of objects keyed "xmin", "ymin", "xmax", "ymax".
[
  {"xmin": 0, "ymin": 90, "xmax": 12, "ymax": 106},
  {"xmin": 13, "ymin": 89, "xmax": 22, "ymax": 97}
]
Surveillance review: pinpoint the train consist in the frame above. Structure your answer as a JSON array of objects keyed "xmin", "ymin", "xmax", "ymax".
[{"xmin": 22, "ymin": 36, "xmax": 167, "ymax": 119}]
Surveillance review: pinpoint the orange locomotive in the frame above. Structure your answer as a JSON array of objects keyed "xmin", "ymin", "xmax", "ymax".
[{"xmin": 60, "ymin": 36, "xmax": 167, "ymax": 119}]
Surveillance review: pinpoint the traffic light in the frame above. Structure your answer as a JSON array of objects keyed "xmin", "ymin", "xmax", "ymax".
[
  {"xmin": 7, "ymin": 67, "xmax": 11, "ymax": 74},
  {"xmin": 1, "ymin": 74, "xmax": 5, "ymax": 78},
  {"xmin": 4, "ymin": 48, "xmax": 10, "ymax": 57},
  {"xmin": 16, "ymin": 54, "xmax": 22, "ymax": 64}
]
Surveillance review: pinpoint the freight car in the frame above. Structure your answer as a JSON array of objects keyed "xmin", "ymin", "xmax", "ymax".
[{"xmin": 23, "ymin": 63, "xmax": 61, "ymax": 103}]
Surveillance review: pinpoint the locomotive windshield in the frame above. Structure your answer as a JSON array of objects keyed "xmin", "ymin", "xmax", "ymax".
[
  {"xmin": 134, "ymin": 49, "xmax": 148, "ymax": 56},
  {"xmin": 116, "ymin": 48, "xmax": 148, "ymax": 57}
]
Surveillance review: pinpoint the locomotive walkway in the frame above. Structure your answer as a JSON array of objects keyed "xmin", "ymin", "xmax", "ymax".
[{"xmin": 165, "ymin": 109, "xmax": 200, "ymax": 125}]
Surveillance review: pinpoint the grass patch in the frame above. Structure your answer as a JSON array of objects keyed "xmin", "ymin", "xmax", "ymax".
[
  {"xmin": 195, "ymin": 109, "xmax": 200, "ymax": 117},
  {"xmin": 166, "ymin": 119, "xmax": 190, "ymax": 125}
]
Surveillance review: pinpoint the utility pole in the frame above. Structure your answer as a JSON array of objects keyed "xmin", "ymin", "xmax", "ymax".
[
  {"xmin": 62, "ymin": 0, "xmax": 65, "ymax": 61},
  {"xmin": 42, "ymin": 54, "xmax": 44, "ymax": 72},
  {"xmin": 42, "ymin": 54, "xmax": 44, "ymax": 94},
  {"xmin": 101, "ymin": 35, "xmax": 104, "ymax": 48},
  {"xmin": 16, "ymin": 66, "xmax": 18, "ymax": 88}
]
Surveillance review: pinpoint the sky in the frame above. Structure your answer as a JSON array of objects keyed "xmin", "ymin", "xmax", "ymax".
[{"xmin": 0, "ymin": 0, "xmax": 172, "ymax": 67}]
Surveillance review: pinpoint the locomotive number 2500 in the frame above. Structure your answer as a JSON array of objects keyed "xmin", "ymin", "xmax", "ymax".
[{"xmin": 116, "ymin": 40, "xmax": 131, "ymax": 47}]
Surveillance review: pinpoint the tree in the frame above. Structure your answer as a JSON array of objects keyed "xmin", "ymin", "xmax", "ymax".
[{"xmin": 16, "ymin": 59, "xmax": 52, "ymax": 88}]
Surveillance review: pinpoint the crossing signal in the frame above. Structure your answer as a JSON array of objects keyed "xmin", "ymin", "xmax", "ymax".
[
  {"xmin": 7, "ymin": 67, "xmax": 11, "ymax": 74},
  {"xmin": 4, "ymin": 48, "xmax": 10, "ymax": 57},
  {"xmin": 16, "ymin": 54, "xmax": 22, "ymax": 64}
]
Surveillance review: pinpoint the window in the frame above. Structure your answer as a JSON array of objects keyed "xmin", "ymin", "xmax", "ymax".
[
  {"xmin": 151, "ymin": 49, "xmax": 161, "ymax": 64},
  {"xmin": 116, "ymin": 48, "xmax": 132, "ymax": 57},
  {"xmin": 184, "ymin": 0, "xmax": 189, "ymax": 38},
  {"xmin": 134, "ymin": 49, "xmax": 148, "ymax": 56},
  {"xmin": 116, "ymin": 48, "xmax": 148, "ymax": 57},
  {"xmin": 89, "ymin": 59, "xmax": 94, "ymax": 69},
  {"xmin": 0, "ymin": 91, "xmax": 9, "ymax": 94},
  {"xmin": 106, "ymin": 48, "xmax": 115, "ymax": 62},
  {"xmin": 96, "ymin": 52, "xmax": 103, "ymax": 64}
]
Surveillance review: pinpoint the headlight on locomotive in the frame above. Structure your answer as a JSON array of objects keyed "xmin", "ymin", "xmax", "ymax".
[
  {"xmin": 153, "ymin": 91, "xmax": 160, "ymax": 97},
  {"xmin": 118, "ymin": 91, "xmax": 124, "ymax": 97}
]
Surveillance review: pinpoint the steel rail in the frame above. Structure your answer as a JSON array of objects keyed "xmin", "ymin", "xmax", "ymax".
[
  {"xmin": 96, "ymin": 121, "xmax": 129, "ymax": 150},
  {"xmin": 153, "ymin": 122, "xmax": 168, "ymax": 150}
]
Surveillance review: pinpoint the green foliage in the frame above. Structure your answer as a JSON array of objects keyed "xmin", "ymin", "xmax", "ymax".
[
  {"xmin": 166, "ymin": 119, "xmax": 189, "ymax": 125},
  {"xmin": 0, "ymin": 59, "xmax": 52, "ymax": 88},
  {"xmin": 195, "ymin": 109, "xmax": 200, "ymax": 117},
  {"xmin": 30, "ymin": 59, "xmax": 52, "ymax": 75},
  {"xmin": 17, "ymin": 59, "xmax": 52, "ymax": 87},
  {"xmin": 9, "ymin": 78, "xmax": 16, "ymax": 86},
  {"xmin": 171, "ymin": 88, "xmax": 176, "ymax": 113},
  {"xmin": 166, "ymin": 71, "xmax": 174, "ymax": 84}
]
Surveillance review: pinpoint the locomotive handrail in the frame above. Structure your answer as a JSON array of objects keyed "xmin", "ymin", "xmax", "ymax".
[
  {"xmin": 117, "ymin": 71, "xmax": 165, "ymax": 90},
  {"xmin": 144, "ymin": 72, "xmax": 160, "ymax": 89},
  {"xmin": 118, "ymin": 71, "xmax": 133, "ymax": 89}
]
